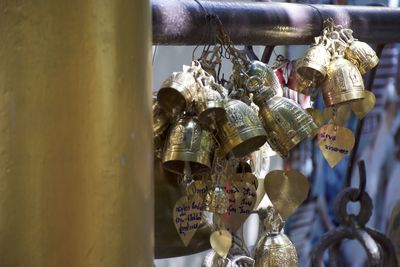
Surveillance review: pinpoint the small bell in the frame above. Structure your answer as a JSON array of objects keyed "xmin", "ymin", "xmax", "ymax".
[
  {"xmin": 217, "ymin": 99, "xmax": 268, "ymax": 158},
  {"xmin": 205, "ymin": 185, "xmax": 229, "ymax": 214},
  {"xmin": 246, "ymin": 60, "xmax": 283, "ymax": 95},
  {"xmin": 157, "ymin": 68, "xmax": 199, "ymax": 116},
  {"xmin": 195, "ymin": 77, "xmax": 226, "ymax": 125},
  {"xmin": 153, "ymin": 101, "xmax": 170, "ymax": 138},
  {"xmin": 163, "ymin": 116, "xmax": 214, "ymax": 175},
  {"xmin": 254, "ymin": 207, "xmax": 298, "ymax": 267},
  {"xmin": 322, "ymin": 52, "xmax": 365, "ymax": 106},
  {"xmin": 248, "ymin": 78, "xmax": 317, "ymax": 158},
  {"xmin": 295, "ymin": 43, "xmax": 331, "ymax": 86},
  {"xmin": 345, "ymin": 40, "xmax": 379, "ymax": 74}
]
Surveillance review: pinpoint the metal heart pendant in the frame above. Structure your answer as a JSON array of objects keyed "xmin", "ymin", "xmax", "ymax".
[
  {"xmin": 173, "ymin": 194, "xmax": 205, "ymax": 246},
  {"xmin": 220, "ymin": 181, "xmax": 257, "ymax": 232},
  {"xmin": 210, "ymin": 229, "xmax": 232, "ymax": 259},
  {"xmin": 264, "ymin": 170, "xmax": 310, "ymax": 220},
  {"xmin": 318, "ymin": 124, "xmax": 355, "ymax": 167},
  {"xmin": 351, "ymin": 90, "xmax": 376, "ymax": 119}
]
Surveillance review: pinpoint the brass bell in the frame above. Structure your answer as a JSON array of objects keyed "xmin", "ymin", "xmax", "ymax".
[
  {"xmin": 157, "ymin": 71, "xmax": 198, "ymax": 116},
  {"xmin": 322, "ymin": 53, "xmax": 365, "ymax": 106},
  {"xmin": 295, "ymin": 44, "xmax": 331, "ymax": 86},
  {"xmin": 195, "ymin": 78, "xmax": 226, "ymax": 125},
  {"xmin": 345, "ymin": 40, "xmax": 379, "ymax": 74},
  {"xmin": 254, "ymin": 207, "xmax": 298, "ymax": 267},
  {"xmin": 154, "ymin": 156, "xmax": 212, "ymax": 259},
  {"xmin": 288, "ymin": 61, "xmax": 318, "ymax": 96},
  {"xmin": 217, "ymin": 99, "xmax": 267, "ymax": 158},
  {"xmin": 249, "ymin": 79, "xmax": 317, "ymax": 158},
  {"xmin": 246, "ymin": 60, "xmax": 282, "ymax": 95},
  {"xmin": 163, "ymin": 116, "xmax": 214, "ymax": 175}
]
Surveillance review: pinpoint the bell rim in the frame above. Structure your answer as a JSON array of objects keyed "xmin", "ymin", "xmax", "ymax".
[
  {"xmin": 162, "ymin": 152, "xmax": 211, "ymax": 175},
  {"xmin": 221, "ymin": 133, "xmax": 268, "ymax": 158}
]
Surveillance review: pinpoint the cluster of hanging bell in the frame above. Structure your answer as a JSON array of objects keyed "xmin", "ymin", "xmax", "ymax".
[
  {"xmin": 293, "ymin": 19, "xmax": 379, "ymax": 167},
  {"xmin": 152, "ymin": 17, "xmax": 380, "ymax": 267}
]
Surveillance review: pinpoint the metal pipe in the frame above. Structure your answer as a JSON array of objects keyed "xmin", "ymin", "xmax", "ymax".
[
  {"xmin": 0, "ymin": 0, "xmax": 153, "ymax": 266},
  {"xmin": 152, "ymin": 0, "xmax": 400, "ymax": 45}
]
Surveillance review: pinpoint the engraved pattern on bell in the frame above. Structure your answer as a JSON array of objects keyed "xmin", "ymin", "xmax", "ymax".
[
  {"xmin": 296, "ymin": 44, "xmax": 331, "ymax": 85},
  {"xmin": 205, "ymin": 185, "xmax": 229, "ymax": 214},
  {"xmin": 345, "ymin": 40, "xmax": 379, "ymax": 74},
  {"xmin": 258, "ymin": 97, "xmax": 318, "ymax": 158},
  {"xmin": 196, "ymin": 88, "xmax": 226, "ymax": 125},
  {"xmin": 157, "ymin": 71, "xmax": 199, "ymax": 115},
  {"xmin": 246, "ymin": 61, "xmax": 282, "ymax": 95},
  {"xmin": 322, "ymin": 55, "xmax": 365, "ymax": 106},
  {"xmin": 163, "ymin": 116, "xmax": 214, "ymax": 175},
  {"xmin": 217, "ymin": 100, "xmax": 267, "ymax": 158},
  {"xmin": 254, "ymin": 234, "xmax": 298, "ymax": 267}
]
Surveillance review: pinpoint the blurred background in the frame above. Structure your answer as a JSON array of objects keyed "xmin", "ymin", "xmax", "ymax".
[{"xmin": 153, "ymin": 0, "xmax": 400, "ymax": 266}]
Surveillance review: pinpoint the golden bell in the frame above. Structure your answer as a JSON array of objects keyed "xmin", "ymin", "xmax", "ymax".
[
  {"xmin": 254, "ymin": 207, "xmax": 298, "ymax": 267},
  {"xmin": 157, "ymin": 71, "xmax": 198, "ymax": 116},
  {"xmin": 322, "ymin": 54, "xmax": 365, "ymax": 106},
  {"xmin": 296, "ymin": 44, "xmax": 331, "ymax": 86},
  {"xmin": 163, "ymin": 116, "xmax": 214, "ymax": 175},
  {"xmin": 345, "ymin": 40, "xmax": 379, "ymax": 74},
  {"xmin": 255, "ymin": 86, "xmax": 318, "ymax": 158},
  {"xmin": 154, "ymin": 156, "xmax": 212, "ymax": 259},
  {"xmin": 196, "ymin": 87, "xmax": 226, "ymax": 125},
  {"xmin": 254, "ymin": 233, "xmax": 298, "ymax": 267},
  {"xmin": 246, "ymin": 60, "xmax": 282, "ymax": 95},
  {"xmin": 217, "ymin": 100, "xmax": 267, "ymax": 158}
]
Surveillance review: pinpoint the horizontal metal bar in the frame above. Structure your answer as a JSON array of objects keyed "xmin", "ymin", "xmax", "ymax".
[{"xmin": 152, "ymin": 0, "xmax": 400, "ymax": 45}]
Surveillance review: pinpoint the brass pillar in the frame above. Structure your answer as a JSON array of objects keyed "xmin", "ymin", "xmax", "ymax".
[{"xmin": 0, "ymin": 1, "xmax": 153, "ymax": 266}]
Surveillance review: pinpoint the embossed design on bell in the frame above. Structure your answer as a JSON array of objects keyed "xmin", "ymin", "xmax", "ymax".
[
  {"xmin": 217, "ymin": 100, "xmax": 267, "ymax": 158},
  {"xmin": 163, "ymin": 116, "xmax": 214, "ymax": 174},
  {"xmin": 296, "ymin": 44, "xmax": 331, "ymax": 86},
  {"xmin": 345, "ymin": 40, "xmax": 379, "ymax": 74},
  {"xmin": 322, "ymin": 54, "xmax": 365, "ymax": 106},
  {"xmin": 257, "ymin": 96, "xmax": 318, "ymax": 158}
]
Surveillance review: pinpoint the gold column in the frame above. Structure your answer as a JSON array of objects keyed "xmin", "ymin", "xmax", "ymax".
[{"xmin": 0, "ymin": 0, "xmax": 153, "ymax": 266}]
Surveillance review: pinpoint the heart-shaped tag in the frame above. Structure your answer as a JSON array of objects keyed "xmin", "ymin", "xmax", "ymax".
[
  {"xmin": 351, "ymin": 91, "xmax": 376, "ymax": 119},
  {"xmin": 220, "ymin": 181, "xmax": 257, "ymax": 232},
  {"xmin": 173, "ymin": 194, "xmax": 205, "ymax": 246},
  {"xmin": 323, "ymin": 105, "xmax": 351, "ymax": 126},
  {"xmin": 187, "ymin": 180, "xmax": 210, "ymax": 200},
  {"xmin": 210, "ymin": 229, "xmax": 232, "ymax": 259},
  {"xmin": 264, "ymin": 170, "xmax": 309, "ymax": 220},
  {"xmin": 318, "ymin": 124, "xmax": 355, "ymax": 167}
]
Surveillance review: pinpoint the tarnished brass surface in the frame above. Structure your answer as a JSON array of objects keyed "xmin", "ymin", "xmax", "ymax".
[
  {"xmin": 322, "ymin": 55, "xmax": 365, "ymax": 106},
  {"xmin": 0, "ymin": 1, "xmax": 152, "ymax": 266},
  {"xmin": 154, "ymin": 158, "xmax": 211, "ymax": 258}
]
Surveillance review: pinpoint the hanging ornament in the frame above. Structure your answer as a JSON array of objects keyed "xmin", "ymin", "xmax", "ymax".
[
  {"xmin": 205, "ymin": 184, "xmax": 230, "ymax": 214},
  {"xmin": 318, "ymin": 124, "xmax": 355, "ymax": 167},
  {"xmin": 220, "ymin": 180, "xmax": 257, "ymax": 232},
  {"xmin": 246, "ymin": 72, "xmax": 318, "ymax": 158},
  {"xmin": 187, "ymin": 180, "xmax": 210, "ymax": 201},
  {"xmin": 173, "ymin": 194, "xmax": 205, "ymax": 246},
  {"xmin": 264, "ymin": 170, "xmax": 310, "ymax": 220},
  {"xmin": 254, "ymin": 206, "xmax": 298, "ymax": 267},
  {"xmin": 350, "ymin": 90, "xmax": 376, "ymax": 119},
  {"xmin": 216, "ymin": 99, "xmax": 267, "ymax": 158},
  {"xmin": 163, "ymin": 115, "xmax": 214, "ymax": 175},
  {"xmin": 210, "ymin": 229, "xmax": 233, "ymax": 259}
]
